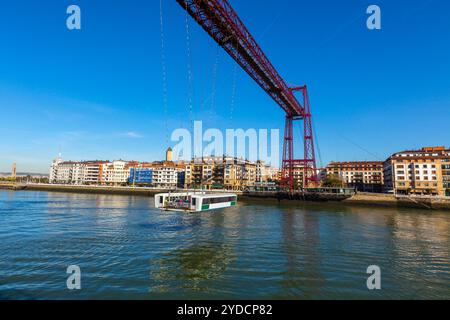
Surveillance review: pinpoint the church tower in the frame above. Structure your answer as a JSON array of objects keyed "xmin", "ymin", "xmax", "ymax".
[{"xmin": 166, "ymin": 147, "xmax": 173, "ymax": 162}]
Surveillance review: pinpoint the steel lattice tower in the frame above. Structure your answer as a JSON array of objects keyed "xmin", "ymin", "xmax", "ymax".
[{"xmin": 177, "ymin": 0, "xmax": 317, "ymax": 191}]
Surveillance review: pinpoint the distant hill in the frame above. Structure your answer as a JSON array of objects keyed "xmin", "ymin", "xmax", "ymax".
[{"xmin": 0, "ymin": 172, "xmax": 48, "ymax": 177}]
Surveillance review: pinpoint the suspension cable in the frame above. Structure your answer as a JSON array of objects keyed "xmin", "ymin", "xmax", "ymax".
[
  {"xmin": 185, "ymin": 1, "xmax": 194, "ymax": 133},
  {"xmin": 209, "ymin": 45, "xmax": 219, "ymax": 124},
  {"xmin": 159, "ymin": 0, "xmax": 169, "ymax": 145},
  {"xmin": 229, "ymin": 64, "xmax": 237, "ymax": 127},
  {"xmin": 312, "ymin": 119, "xmax": 324, "ymax": 169}
]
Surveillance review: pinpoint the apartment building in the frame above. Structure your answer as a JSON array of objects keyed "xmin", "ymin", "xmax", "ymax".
[
  {"xmin": 256, "ymin": 160, "xmax": 279, "ymax": 183},
  {"xmin": 384, "ymin": 147, "xmax": 449, "ymax": 196},
  {"xmin": 129, "ymin": 167, "xmax": 153, "ymax": 185},
  {"xmin": 54, "ymin": 161, "xmax": 76, "ymax": 183},
  {"xmin": 184, "ymin": 157, "xmax": 265, "ymax": 191},
  {"xmin": 83, "ymin": 162, "xmax": 105, "ymax": 184},
  {"xmin": 442, "ymin": 156, "xmax": 450, "ymax": 196},
  {"xmin": 50, "ymin": 159, "xmax": 108, "ymax": 185},
  {"xmin": 325, "ymin": 161, "xmax": 384, "ymax": 192},
  {"xmin": 49, "ymin": 154, "xmax": 63, "ymax": 182},
  {"xmin": 49, "ymin": 151, "xmax": 274, "ymax": 190},
  {"xmin": 151, "ymin": 161, "xmax": 181, "ymax": 189},
  {"xmin": 184, "ymin": 157, "xmax": 226, "ymax": 190},
  {"xmin": 101, "ymin": 160, "xmax": 138, "ymax": 185}
]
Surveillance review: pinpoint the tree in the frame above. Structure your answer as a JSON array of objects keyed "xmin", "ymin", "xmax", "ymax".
[{"xmin": 322, "ymin": 174, "xmax": 346, "ymax": 188}]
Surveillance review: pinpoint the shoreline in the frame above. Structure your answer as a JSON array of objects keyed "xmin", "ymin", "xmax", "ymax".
[{"xmin": 1, "ymin": 183, "xmax": 450, "ymax": 211}]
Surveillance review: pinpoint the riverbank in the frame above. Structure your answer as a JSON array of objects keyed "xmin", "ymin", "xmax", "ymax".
[
  {"xmin": 342, "ymin": 192, "xmax": 450, "ymax": 211},
  {"xmin": 1, "ymin": 183, "xmax": 450, "ymax": 210},
  {"xmin": 0, "ymin": 183, "xmax": 244, "ymax": 197}
]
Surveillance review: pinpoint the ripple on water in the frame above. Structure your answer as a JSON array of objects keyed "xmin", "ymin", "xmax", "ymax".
[{"xmin": 0, "ymin": 190, "xmax": 449, "ymax": 299}]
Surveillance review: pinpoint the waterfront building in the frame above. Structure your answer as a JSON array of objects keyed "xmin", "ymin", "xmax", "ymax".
[
  {"xmin": 256, "ymin": 160, "xmax": 266, "ymax": 183},
  {"xmin": 325, "ymin": 161, "xmax": 384, "ymax": 192},
  {"xmin": 256, "ymin": 160, "xmax": 279, "ymax": 183},
  {"xmin": 47, "ymin": 153, "xmax": 287, "ymax": 191},
  {"xmin": 150, "ymin": 161, "xmax": 180, "ymax": 189},
  {"xmin": 266, "ymin": 166, "xmax": 281, "ymax": 182},
  {"xmin": 54, "ymin": 161, "xmax": 77, "ymax": 184},
  {"xmin": 129, "ymin": 167, "xmax": 153, "ymax": 185},
  {"xmin": 83, "ymin": 161, "xmax": 108, "ymax": 185},
  {"xmin": 183, "ymin": 156, "xmax": 264, "ymax": 191},
  {"xmin": 49, "ymin": 154, "xmax": 63, "ymax": 183},
  {"xmin": 177, "ymin": 170, "xmax": 186, "ymax": 189},
  {"xmin": 383, "ymin": 146, "xmax": 449, "ymax": 196},
  {"xmin": 100, "ymin": 160, "xmax": 136, "ymax": 185},
  {"xmin": 128, "ymin": 161, "xmax": 185, "ymax": 188},
  {"xmin": 49, "ymin": 156, "xmax": 114, "ymax": 185},
  {"xmin": 49, "ymin": 153, "xmax": 185, "ymax": 189},
  {"xmin": 318, "ymin": 168, "xmax": 327, "ymax": 182},
  {"xmin": 442, "ymin": 157, "xmax": 450, "ymax": 197}
]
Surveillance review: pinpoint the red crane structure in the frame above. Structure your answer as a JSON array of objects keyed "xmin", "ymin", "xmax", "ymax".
[{"xmin": 177, "ymin": 0, "xmax": 317, "ymax": 191}]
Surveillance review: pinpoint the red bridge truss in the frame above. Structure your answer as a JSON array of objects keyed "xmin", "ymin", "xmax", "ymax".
[{"xmin": 177, "ymin": 0, "xmax": 317, "ymax": 190}]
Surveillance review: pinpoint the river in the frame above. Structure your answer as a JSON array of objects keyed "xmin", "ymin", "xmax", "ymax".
[{"xmin": 0, "ymin": 190, "xmax": 449, "ymax": 300}]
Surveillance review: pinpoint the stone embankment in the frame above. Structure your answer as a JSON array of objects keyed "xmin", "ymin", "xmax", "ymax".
[{"xmin": 343, "ymin": 192, "xmax": 450, "ymax": 210}]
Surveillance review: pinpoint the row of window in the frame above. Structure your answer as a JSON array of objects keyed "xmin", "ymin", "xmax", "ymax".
[
  {"xmin": 202, "ymin": 197, "xmax": 237, "ymax": 205},
  {"xmin": 397, "ymin": 170, "xmax": 437, "ymax": 175},
  {"xmin": 397, "ymin": 176, "xmax": 437, "ymax": 181},
  {"xmin": 397, "ymin": 182, "xmax": 439, "ymax": 187},
  {"xmin": 397, "ymin": 164, "xmax": 436, "ymax": 169}
]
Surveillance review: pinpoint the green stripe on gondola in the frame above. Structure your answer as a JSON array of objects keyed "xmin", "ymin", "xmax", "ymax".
[
  {"xmin": 202, "ymin": 204, "xmax": 210, "ymax": 211},
  {"xmin": 231, "ymin": 202, "xmax": 236, "ymax": 206}
]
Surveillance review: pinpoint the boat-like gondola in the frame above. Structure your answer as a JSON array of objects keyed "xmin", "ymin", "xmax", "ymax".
[{"xmin": 154, "ymin": 192, "xmax": 237, "ymax": 212}]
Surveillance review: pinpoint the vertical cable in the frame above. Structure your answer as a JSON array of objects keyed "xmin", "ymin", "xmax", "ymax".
[
  {"xmin": 230, "ymin": 65, "xmax": 237, "ymax": 127},
  {"xmin": 159, "ymin": 0, "xmax": 169, "ymax": 145},
  {"xmin": 210, "ymin": 46, "xmax": 219, "ymax": 124},
  {"xmin": 185, "ymin": 1, "xmax": 194, "ymax": 134}
]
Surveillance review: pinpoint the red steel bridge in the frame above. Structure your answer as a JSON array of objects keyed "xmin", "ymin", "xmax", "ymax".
[{"xmin": 176, "ymin": 0, "xmax": 317, "ymax": 191}]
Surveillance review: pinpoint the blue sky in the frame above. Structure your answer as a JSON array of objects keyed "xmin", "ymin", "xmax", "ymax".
[{"xmin": 0, "ymin": 0, "xmax": 449, "ymax": 173}]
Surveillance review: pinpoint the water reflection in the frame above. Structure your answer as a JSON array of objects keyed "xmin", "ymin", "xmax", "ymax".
[
  {"xmin": 0, "ymin": 191, "xmax": 449, "ymax": 299},
  {"xmin": 279, "ymin": 208, "xmax": 326, "ymax": 298},
  {"xmin": 149, "ymin": 208, "xmax": 236, "ymax": 295},
  {"xmin": 150, "ymin": 243, "xmax": 234, "ymax": 294}
]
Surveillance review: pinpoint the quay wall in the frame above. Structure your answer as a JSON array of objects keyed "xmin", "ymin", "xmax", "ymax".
[
  {"xmin": 343, "ymin": 192, "xmax": 450, "ymax": 211},
  {"xmin": 0, "ymin": 183, "xmax": 243, "ymax": 197}
]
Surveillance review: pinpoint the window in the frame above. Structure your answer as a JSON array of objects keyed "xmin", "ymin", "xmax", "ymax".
[{"xmin": 203, "ymin": 196, "xmax": 237, "ymax": 205}]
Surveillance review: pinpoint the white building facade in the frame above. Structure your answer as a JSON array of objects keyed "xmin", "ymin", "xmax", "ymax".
[{"xmin": 101, "ymin": 161, "xmax": 131, "ymax": 185}]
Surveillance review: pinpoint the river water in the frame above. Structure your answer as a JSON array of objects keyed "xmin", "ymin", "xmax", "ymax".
[{"xmin": 0, "ymin": 190, "xmax": 449, "ymax": 300}]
